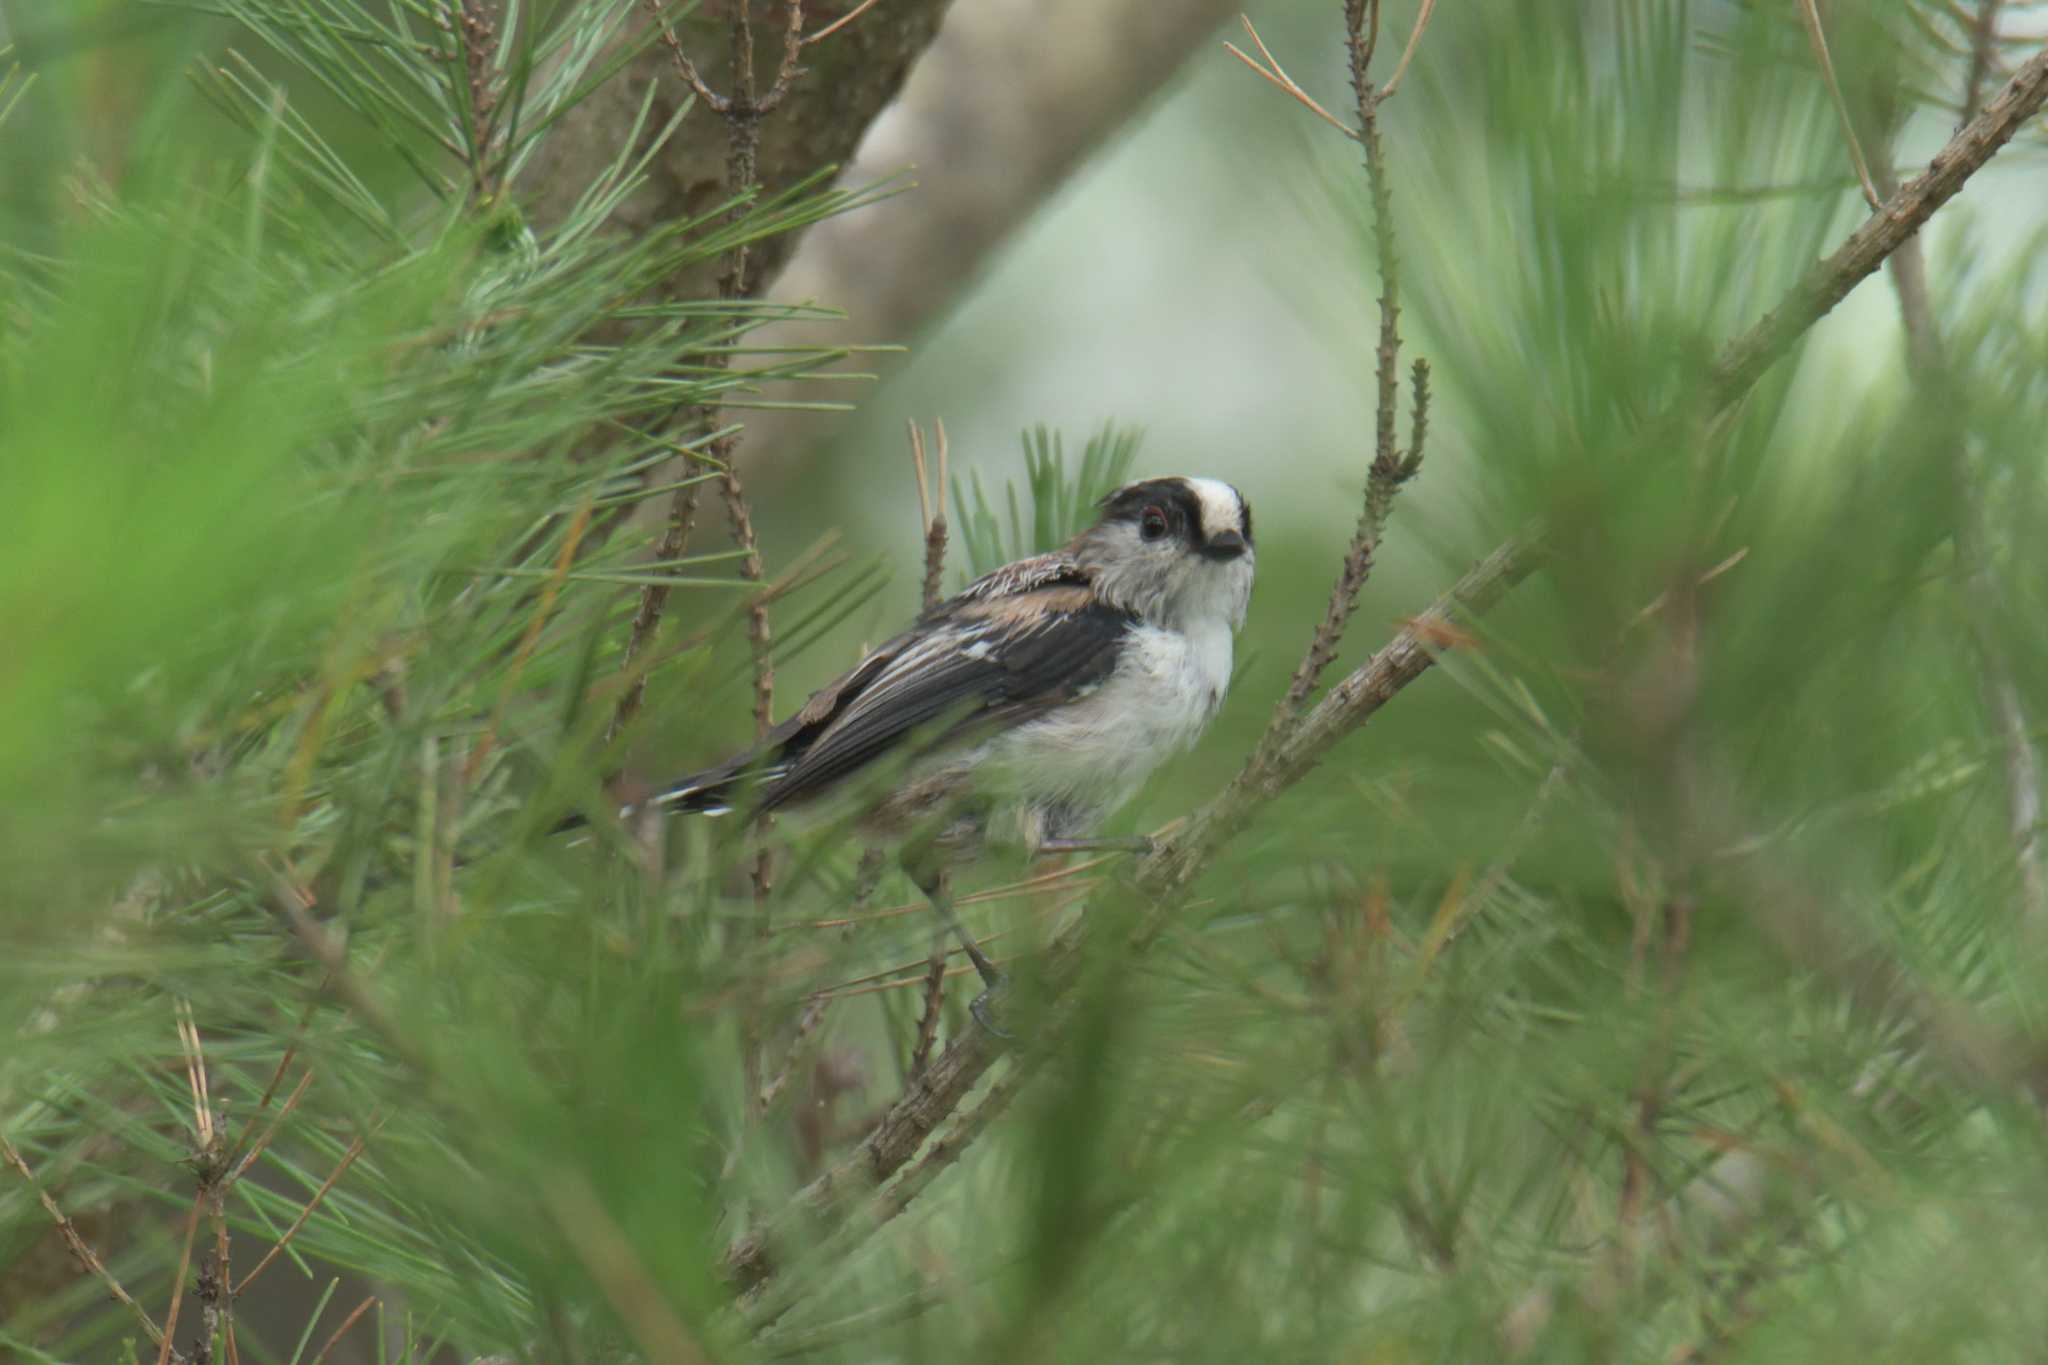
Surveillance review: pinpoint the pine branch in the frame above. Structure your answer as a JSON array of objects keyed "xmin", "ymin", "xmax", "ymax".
[
  {"xmin": 721, "ymin": 36, "xmax": 2048, "ymax": 1290},
  {"xmin": 1232, "ymin": 3, "xmax": 1433, "ymax": 752}
]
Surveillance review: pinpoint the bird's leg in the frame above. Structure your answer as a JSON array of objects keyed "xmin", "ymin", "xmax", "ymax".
[
  {"xmin": 1035, "ymin": 834, "xmax": 1156, "ymax": 856},
  {"xmin": 904, "ymin": 856, "xmax": 1012, "ymax": 1040}
]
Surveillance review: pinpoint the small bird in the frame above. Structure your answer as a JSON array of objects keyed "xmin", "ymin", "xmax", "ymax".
[{"xmin": 631, "ymin": 476, "xmax": 1255, "ymax": 1029}]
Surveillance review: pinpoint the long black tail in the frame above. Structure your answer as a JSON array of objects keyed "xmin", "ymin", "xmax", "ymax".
[
  {"xmin": 639, "ymin": 754, "xmax": 790, "ymax": 818},
  {"xmin": 550, "ymin": 751, "xmax": 788, "ymax": 835}
]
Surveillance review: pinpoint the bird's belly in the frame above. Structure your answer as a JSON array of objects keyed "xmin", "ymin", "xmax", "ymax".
[{"xmin": 989, "ymin": 622, "xmax": 1232, "ymax": 827}]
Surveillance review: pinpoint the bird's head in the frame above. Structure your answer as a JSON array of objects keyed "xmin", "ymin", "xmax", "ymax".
[{"xmin": 1073, "ymin": 476, "xmax": 1255, "ymax": 630}]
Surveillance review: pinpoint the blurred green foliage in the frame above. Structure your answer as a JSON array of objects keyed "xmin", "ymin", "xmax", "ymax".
[{"xmin": 4, "ymin": 1, "xmax": 2048, "ymax": 1363}]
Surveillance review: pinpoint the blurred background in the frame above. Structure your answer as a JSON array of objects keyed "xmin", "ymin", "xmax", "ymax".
[{"xmin": 6, "ymin": 0, "xmax": 2048, "ymax": 1361}]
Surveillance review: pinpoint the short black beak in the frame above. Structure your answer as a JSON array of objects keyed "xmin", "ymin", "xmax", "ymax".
[{"xmin": 1201, "ymin": 529, "xmax": 1249, "ymax": 561}]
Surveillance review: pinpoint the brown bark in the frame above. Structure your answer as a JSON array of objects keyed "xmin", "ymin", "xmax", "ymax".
[{"xmin": 517, "ymin": 0, "xmax": 956, "ymax": 302}]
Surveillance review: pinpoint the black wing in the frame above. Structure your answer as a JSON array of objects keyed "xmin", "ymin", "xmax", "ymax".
[
  {"xmin": 763, "ymin": 579, "xmax": 1133, "ymax": 810},
  {"xmin": 650, "ymin": 557, "xmax": 1131, "ymax": 816}
]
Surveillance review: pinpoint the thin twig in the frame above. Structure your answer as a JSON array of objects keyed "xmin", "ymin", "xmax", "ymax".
[
  {"xmin": 640, "ymin": 0, "xmax": 812, "ymax": 1128},
  {"xmin": 309, "ymin": 1295, "xmax": 380, "ymax": 1365},
  {"xmin": 720, "ymin": 466, "xmax": 776, "ymax": 750},
  {"xmin": 227, "ymin": 1070, "xmax": 314, "ymax": 1187},
  {"xmin": 643, "ymin": 0, "xmax": 730, "ymax": 110},
  {"xmin": 203, "ymin": 1200, "xmax": 240, "ymax": 1365},
  {"xmin": 1797, "ymin": 0, "xmax": 1883, "ymax": 210},
  {"xmin": 816, "ymin": 947, "xmax": 1028, "ymax": 1003},
  {"xmin": 235, "ymin": 1130, "xmax": 370, "ymax": 1295},
  {"xmin": 756, "ymin": 0, "xmax": 808, "ymax": 114},
  {"xmin": 758, "ymin": 848, "xmax": 885, "ymax": 1111},
  {"xmin": 222, "ymin": 998, "xmax": 318, "ymax": 1174},
  {"xmin": 907, "ymin": 931, "xmax": 948, "ymax": 1081},
  {"xmin": 2, "ymin": 1134, "xmax": 165, "ymax": 1346},
  {"xmin": 172, "ymin": 1006, "xmax": 241, "ymax": 1363},
  {"xmin": 728, "ymin": 468, "xmax": 777, "ymax": 1118},
  {"xmin": 1350, "ymin": 0, "xmax": 1382, "ymax": 83},
  {"xmin": 804, "ymin": 0, "xmax": 879, "ymax": 47},
  {"xmin": 1964, "ymin": 0, "xmax": 2008, "ymax": 123},
  {"xmin": 1224, "ymin": 16, "xmax": 1358, "ymax": 140},
  {"xmin": 716, "ymin": 90, "xmax": 784, "ymax": 1127},
  {"xmin": 1378, "ymin": 0, "xmax": 1437, "ymax": 101},
  {"xmin": 758, "ymin": 995, "xmax": 832, "ymax": 1111},
  {"xmin": 1258, "ymin": 0, "xmax": 1426, "ymax": 740},
  {"xmin": 617, "ymin": 0, "xmax": 810, "ymax": 736},
  {"xmin": 611, "ymin": 475, "xmax": 707, "ymax": 742},
  {"xmin": 158, "ymin": 1192, "xmax": 203, "ymax": 1365},
  {"xmin": 1404, "ymin": 357, "xmax": 1430, "ymax": 477}
]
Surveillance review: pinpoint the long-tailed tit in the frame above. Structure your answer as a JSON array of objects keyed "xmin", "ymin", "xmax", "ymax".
[{"xmin": 629, "ymin": 476, "xmax": 1255, "ymax": 1028}]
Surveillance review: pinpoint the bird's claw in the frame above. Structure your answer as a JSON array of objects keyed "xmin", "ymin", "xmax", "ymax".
[{"xmin": 969, "ymin": 970, "xmax": 1015, "ymax": 1040}]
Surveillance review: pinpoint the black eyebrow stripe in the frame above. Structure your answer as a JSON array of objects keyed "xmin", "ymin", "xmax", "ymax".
[{"xmin": 1101, "ymin": 480, "xmax": 1204, "ymax": 535}]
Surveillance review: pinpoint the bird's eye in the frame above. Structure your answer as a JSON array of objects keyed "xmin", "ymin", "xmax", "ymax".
[{"xmin": 1140, "ymin": 506, "xmax": 1169, "ymax": 541}]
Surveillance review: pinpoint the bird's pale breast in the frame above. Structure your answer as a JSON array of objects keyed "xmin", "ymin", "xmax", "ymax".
[{"xmin": 988, "ymin": 619, "xmax": 1233, "ymax": 837}]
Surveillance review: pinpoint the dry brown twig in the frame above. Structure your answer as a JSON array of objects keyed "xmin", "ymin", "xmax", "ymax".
[
  {"xmin": 608, "ymin": 462, "xmax": 706, "ymax": 742},
  {"xmin": 907, "ymin": 931, "xmax": 949, "ymax": 1081},
  {"xmin": 228, "ymin": 1070, "xmax": 314, "ymax": 1189},
  {"xmin": 308, "ymin": 1294, "xmax": 380, "ymax": 1365},
  {"xmin": 633, "ymin": 0, "xmax": 841, "ymax": 1116},
  {"xmin": 758, "ymin": 848, "xmax": 887, "ymax": 1112},
  {"xmin": 157, "ymin": 1193, "xmax": 203, "ymax": 1365},
  {"xmin": 171, "ymin": 1005, "xmax": 248, "ymax": 1365},
  {"xmin": 614, "ymin": 0, "xmax": 864, "ymax": 748},
  {"xmin": 804, "ymin": 0, "xmax": 880, "ymax": 48},
  {"xmin": 1378, "ymin": 0, "xmax": 1437, "ymax": 101},
  {"xmin": 120, "ymin": 996, "xmax": 332, "ymax": 1365},
  {"xmin": 1798, "ymin": 0, "xmax": 1884, "ymax": 210},
  {"xmin": 2, "ymin": 1133, "xmax": 165, "ymax": 1347},
  {"xmin": 235, "ymin": 1127, "xmax": 372, "ymax": 1296},
  {"xmin": 1223, "ymin": 17, "xmax": 1355, "ymax": 139},
  {"xmin": 1232, "ymin": 1, "xmax": 1433, "ymax": 784}
]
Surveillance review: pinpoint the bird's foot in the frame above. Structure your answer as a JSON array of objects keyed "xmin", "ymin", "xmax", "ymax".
[{"xmin": 968, "ymin": 969, "xmax": 1016, "ymax": 1040}]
